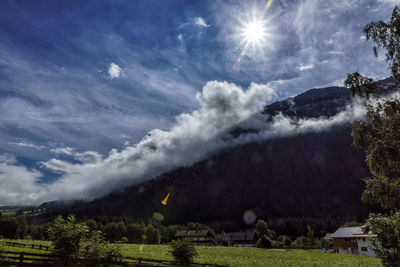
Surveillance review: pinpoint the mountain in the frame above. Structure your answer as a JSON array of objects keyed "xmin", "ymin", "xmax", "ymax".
[{"xmin": 40, "ymin": 78, "xmax": 398, "ymax": 228}]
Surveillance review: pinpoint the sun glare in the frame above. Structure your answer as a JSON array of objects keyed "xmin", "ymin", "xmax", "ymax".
[{"xmin": 244, "ymin": 20, "xmax": 265, "ymax": 43}]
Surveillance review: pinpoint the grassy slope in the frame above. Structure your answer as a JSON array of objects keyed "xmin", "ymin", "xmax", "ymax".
[{"xmin": 1, "ymin": 240, "xmax": 382, "ymax": 267}]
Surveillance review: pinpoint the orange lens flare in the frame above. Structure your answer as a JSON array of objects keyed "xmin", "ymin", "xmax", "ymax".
[{"xmin": 161, "ymin": 192, "xmax": 171, "ymax": 205}]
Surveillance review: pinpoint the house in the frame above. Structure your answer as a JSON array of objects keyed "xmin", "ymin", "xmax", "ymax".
[
  {"xmin": 222, "ymin": 232, "xmax": 257, "ymax": 247},
  {"xmin": 175, "ymin": 230, "xmax": 211, "ymax": 246},
  {"xmin": 330, "ymin": 226, "xmax": 376, "ymax": 257},
  {"xmin": 353, "ymin": 226, "xmax": 376, "ymax": 257}
]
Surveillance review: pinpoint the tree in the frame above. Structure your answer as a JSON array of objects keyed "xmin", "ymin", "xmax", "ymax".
[
  {"xmin": 126, "ymin": 223, "xmax": 146, "ymax": 243},
  {"xmin": 47, "ymin": 215, "xmax": 89, "ymax": 265},
  {"xmin": 345, "ymin": 6, "xmax": 400, "ymax": 267},
  {"xmin": 82, "ymin": 230, "xmax": 122, "ymax": 267},
  {"xmin": 104, "ymin": 222, "xmax": 126, "ymax": 242},
  {"xmin": 257, "ymin": 235, "xmax": 272, "ymax": 249},
  {"xmin": 146, "ymin": 224, "xmax": 161, "ymax": 244},
  {"xmin": 169, "ymin": 239, "xmax": 198, "ymax": 265},
  {"xmin": 255, "ymin": 219, "xmax": 276, "ymax": 240},
  {"xmin": 48, "ymin": 215, "xmax": 122, "ymax": 266}
]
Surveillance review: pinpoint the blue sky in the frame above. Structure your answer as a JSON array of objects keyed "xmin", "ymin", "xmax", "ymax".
[{"xmin": 0, "ymin": 0, "xmax": 398, "ymax": 204}]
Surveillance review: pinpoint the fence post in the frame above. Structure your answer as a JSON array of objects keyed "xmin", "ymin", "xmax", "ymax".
[{"xmin": 18, "ymin": 252, "xmax": 24, "ymax": 267}]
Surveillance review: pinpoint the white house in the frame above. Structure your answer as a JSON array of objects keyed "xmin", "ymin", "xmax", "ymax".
[{"xmin": 330, "ymin": 225, "xmax": 376, "ymax": 257}]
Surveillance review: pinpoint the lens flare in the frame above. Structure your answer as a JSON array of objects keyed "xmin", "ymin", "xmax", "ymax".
[
  {"xmin": 235, "ymin": 0, "xmax": 275, "ymax": 63},
  {"xmin": 161, "ymin": 192, "xmax": 170, "ymax": 205},
  {"xmin": 243, "ymin": 210, "xmax": 257, "ymax": 225}
]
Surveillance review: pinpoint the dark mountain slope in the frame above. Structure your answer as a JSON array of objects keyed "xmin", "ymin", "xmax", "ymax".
[{"xmin": 41, "ymin": 78, "xmax": 398, "ymax": 225}]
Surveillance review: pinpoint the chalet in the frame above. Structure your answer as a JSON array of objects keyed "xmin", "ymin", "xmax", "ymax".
[
  {"xmin": 175, "ymin": 230, "xmax": 211, "ymax": 246},
  {"xmin": 330, "ymin": 226, "xmax": 376, "ymax": 257},
  {"xmin": 222, "ymin": 232, "xmax": 257, "ymax": 247}
]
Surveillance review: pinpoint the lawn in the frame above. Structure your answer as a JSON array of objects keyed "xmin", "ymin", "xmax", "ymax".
[
  {"xmin": 1, "ymin": 240, "xmax": 382, "ymax": 267},
  {"xmin": 118, "ymin": 244, "xmax": 382, "ymax": 267}
]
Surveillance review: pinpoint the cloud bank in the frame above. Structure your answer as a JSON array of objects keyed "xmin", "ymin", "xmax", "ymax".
[
  {"xmin": 0, "ymin": 81, "xmax": 276, "ymax": 204},
  {"xmin": 1, "ymin": 78, "xmax": 395, "ymax": 205}
]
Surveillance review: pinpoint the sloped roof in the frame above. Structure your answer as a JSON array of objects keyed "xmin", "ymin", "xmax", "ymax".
[
  {"xmin": 222, "ymin": 232, "xmax": 256, "ymax": 242},
  {"xmin": 324, "ymin": 233, "xmax": 333, "ymax": 240},
  {"xmin": 175, "ymin": 230, "xmax": 209, "ymax": 237},
  {"xmin": 330, "ymin": 227, "xmax": 360, "ymax": 238},
  {"xmin": 353, "ymin": 226, "xmax": 376, "ymax": 237}
]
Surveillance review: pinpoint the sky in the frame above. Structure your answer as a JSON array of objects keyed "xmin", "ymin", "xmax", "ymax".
[{"xmin": 0, "ymin": 0, "xmax": 398, "ymax": 205}]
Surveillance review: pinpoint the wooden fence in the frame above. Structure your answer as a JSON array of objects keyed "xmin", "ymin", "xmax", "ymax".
[{"xmin": 5, "ymin": 241, "xmax": 50, "ymax": 251}]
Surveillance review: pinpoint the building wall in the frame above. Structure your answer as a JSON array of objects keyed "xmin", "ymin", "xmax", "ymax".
[{"xmin": 356, "ymin": 238, "xmax": 376, "ymax": 257}]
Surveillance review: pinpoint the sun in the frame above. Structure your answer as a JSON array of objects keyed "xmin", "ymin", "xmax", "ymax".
[{"xmin": 243, "ymin": 20, "xmax": 266, "ymax": 44}]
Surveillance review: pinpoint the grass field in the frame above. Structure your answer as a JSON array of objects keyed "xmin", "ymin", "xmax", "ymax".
[{"xmin": 1, "ymin": 240, "xmax": 382, "ymax": 267}]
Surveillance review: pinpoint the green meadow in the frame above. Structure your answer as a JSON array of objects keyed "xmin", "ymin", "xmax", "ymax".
[{"xmin": 1, "ymin": 240, "xmax": 382, "ymax": 267}]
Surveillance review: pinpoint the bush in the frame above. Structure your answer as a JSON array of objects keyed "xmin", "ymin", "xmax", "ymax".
[
  {"xmin": 278, "ymin": 235, "xmax": 292, "ymax": 247},
  {"xmin": 82, "ymin": 231, "xmax": 123, "ymax": 267},
  {"xmin": 48, "ymin": 215, "xmax": 122, "ymax": 266},
  {"xmin": 291, "ymin": 236, "xmax": 314, "ymax": 247},
  {"xmin": 257, "ymin": 235, "xmax": 272, "ymax": 248},
  {"xmin": 47, "ymin": 215, "xmax": 89, "ymax": 264},
  {"xmin": 271, "ymin": 240, "xmax": 284, "ymax": 248},
  {"xmin": 169, "ymin": 239, "xmax": 198, "ymax": 265}
]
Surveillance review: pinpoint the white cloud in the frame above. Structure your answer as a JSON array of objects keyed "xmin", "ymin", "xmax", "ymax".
[
  {"xmin": 10, "ymin": 141, "xmax": 45, "ymax": 150},
  {"xmin": 329, "ymin": 50, "xmax": 345, "ymax": 55},
  {"xmin": 298, "ymin": 64, "xmax": 314, "ymax": 71},
  {"xmin": 0, "ymin": 81, "xmax": 277, "ymax": 204},
  {"xmin": 0, "ymin": 154, "xmax": 44, "ymax": 205},
  {"xmin": 3, "ymin": 82, "xmax": 398, "ymax": 205},
  {"xmin": 108, "ymin": 63, "xmax": 122, "ymax": 79},
  {"xmin": 194, "ymin": 17, "xmax": 210, "ymax": 27}
]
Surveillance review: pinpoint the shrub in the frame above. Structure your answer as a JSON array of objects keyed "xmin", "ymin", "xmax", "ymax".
[
  {"xmin": 47, "ymin": 215, "xmax": 89, "ymax": 264},
  {"xmin": 169, "ymin": 239, "xmax": 198, "ymax": 265},
  {"xmin": 82, "ymin": 230, "xmax": 123, "ymax": 267},
  {"xmin": 48, "ymin": 215, "xmax": 122, "ymax": 266},
  {"xmin": 291, "ymin": 236, "xmax": 314, "ymax": 247},
  {"xmin": 278, "ymin": 235, "xmax": 292, "ymax": 247},
  {"xmin": 257, "ymin": 235, "xmax": 272, "ymax": 248}
]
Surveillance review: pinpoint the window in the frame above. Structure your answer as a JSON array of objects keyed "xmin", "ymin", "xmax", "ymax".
[
  {"xmin": 361, "ymin": 247, "xmax": 368, "ymax": 251},
  {"xmin": 362, "ymin": 238, "xmax": 366, "ymax": 242}
]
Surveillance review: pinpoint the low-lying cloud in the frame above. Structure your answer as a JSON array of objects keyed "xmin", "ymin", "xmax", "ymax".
[
  {"xmin": 2, "ymin": 79, "xmax": 394, "ymax": 205},
  {"xmin": 0, "ymin": 81, "xmax": 276, "ymax": 204}
]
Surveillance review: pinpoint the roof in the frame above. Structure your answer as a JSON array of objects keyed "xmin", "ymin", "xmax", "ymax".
[
  {"xmin": 353, "ymin": 226, "xmax": 376, "ymax": 237},
  {"xmin": 324, "ymin": 233, "xmax": 333, "ymax": 240},
  {"xmin": 175, "ymin": 230, "xmax": 209, "ymax": 237},
  {"xmin": 222, "ymin": 232, "xmax": 256, "ymax": 242},
  {"xmin": 330, "ymin": 227, "xmax": 360, "ymax": 238}
]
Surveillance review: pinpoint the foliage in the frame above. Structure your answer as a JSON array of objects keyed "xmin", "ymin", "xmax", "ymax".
[
  {"xmin": 47, "ymin": 215, "xmax": 89, "ymax": 262},
  {"xmin": 255, "ymin": 220, "xmax": 269, "ymax": 237},
  {"xmin": 345, "ymin": 5, "xmax": 400, "ymax": 266},
  {"xmin": 367, "ymin": 211, "xmax": 400, "ymax": 267},
  {"xmin": 126, "ymin": 223, "xmax": 146, "ymax": 243},
  {"xmin": 146, "ymin": 224, "xmax": 161, "ymax": 244},
  {"xmin": 257, "ymin": 235, "xmax": 272, "ymax": 249},
  {"xmin": 363, "ymin": 7, "xmax": 400, "ymax": 82},
  {"xmin": 277, "ymin": 235, "xmax": 292, "ymax": 247},
  {"xmin": 82, "ymin": 230, "xmax": 123, "ymax": 266},
  {"xmin": 169, "ymin": 238, "xmax": 198, "ymax": 265},
  {"xmin": 291, "ymin": 236, "xmax": 314, "ymax": 247},
  {"xmin": 104, "ymin": 221, "xmax": 126, "ymax": 242}
]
